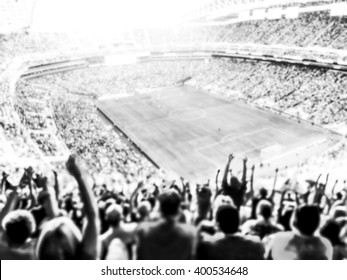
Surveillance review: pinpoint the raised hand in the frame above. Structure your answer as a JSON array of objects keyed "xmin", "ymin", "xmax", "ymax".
[
  {"xmin": 215, "ymin": 169, "xmax": 220, "ymax": 182},
  {"xmin": 136, "ymin": 180, "xmax": 145, "ymax": 191},
  {"xmin": 2, "ymin": 171, "xmax": 9, "ymax": 180},
  {"xmin": 185, "ymin": 181, "xmax": 191, "ymax": 191},
  {"xmin": 35, "ymin": 174, "xmax": 48, "ymax": 189},
  {"xmin": 25, "ymin": 167, "xmax": 34, "ymax": 179},
  {"xmin": 152, "ymin": 184, "xmax": 159, "ymax": 197},
  {"xmin": 66, "ymin": 154, "xmax": 98, "ymax": 260},
  {"xmin": 324, "ymin": 173, "xmax": 329, "ymax": 186},
  {"xmin": 316, "ymin": 174, "xmax": 322, "ymax": 184},
  {"xmin": 19, "ymin": 167, "xmax": 34, "ymax": 189},
  {"xmin": 66, "ymin": 154, "xmax": 83, "ymax": 178},
  {"xmin": 228, "ymin": 153, "xmax": 234, "ymax": 162}
]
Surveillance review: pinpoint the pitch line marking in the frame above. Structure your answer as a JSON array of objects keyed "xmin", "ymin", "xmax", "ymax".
[
  {"xmin": 220, "ymin": 127, "xmax": 271, "ymax": 144},
  {"xmin": 239, "ymin": 142, "xmax": 278, "ymax": 156},
  {"xmin": 152, "ymin": 91, "xmax": 184, "ymax": 101},
  {"xmin": 194, "ymin": 128, "xmax": 272, "ymax": 162},
  {"xmin": 269, "ymin": 126, "xmax": 304, "ymax": 142},
  {"xmin": 262, "ymin": 137, "xmax": 328, "ymax": 165},
  {"xmin": 195, "ymin": 127, "xmax": 271, "ymax": 154},
  {"xmin": 169, "ymin": 107, "xmax": 206, "ymax": 121}
]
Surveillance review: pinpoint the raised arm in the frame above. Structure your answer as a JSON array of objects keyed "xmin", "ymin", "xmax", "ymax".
[
  {"xmin": 129, "ymin": 180, "xmax": 145, "ymax": 215},
  {"xmin": 214, "ymin": 169, "xmax": 220, "ymax": 198},
  {"xmin": 241, "ymin": 157, "xmax": 248, "ymax": 188},
  {"xmin": 244, "ymin": 164, "xmax": 255, "ymax": 205},
  {"xmin": 341, "ymin": 180, "xmax": 347, "ymax": 205},
  {"xmin": 152, "ymin": 183, "xmax": 160, "ymax": 199},
  {"xmin": 323, "ymin": 174, "xmax": 329, "ymax": 193},
  {"xmin": 331, "ymin": 179, "xmax": 338, "ymax": 198},
  {"xmin": 53, "ymin": 170, "xmax": 60, "ymax": 201},
  {"xmin": 180, "ymin": 177, "xmax": 190, "ymax": 204},
  {"xmin": 2, "ymin": 172, "xmax": 16, "ymax": 195},
  {"xmin": 171, "ymin": 184, "xmax": 183, "ymax": 196},
  {"xmin": 279, "ymin": 190, "xmax": 287, "ymax": 209},
  {"xmin": 0, "ymin": 190, "xmax": 19, "ymax": 226},
  {"xmin": 222, "ymin": 154, "xmax": 234, "ymax": 188},
  {"xmin": 66, "ymin": 155, "xmax": 99, "ymax": 260},
  {"xmin": 314, "ymin": 174, "xmax": 322, "ymax": 192},
  {"xmin": 324, "ymin": 194, "xmax": 332, "ymax": 215},
  {"xmin": 36, "ymin": 175, "xmax": 60, "ymax": 219},
  {"xmin": 269, "ymin": 168, "xmax": 279, "ymax": 202},
  {"xmin": 26, "ymin": 167, "xmax": 37, "ymax": 208},
  {"xmin": 276, "ymin": 189, "xmax": 287, "ymax": 219},
  {"xmin": 185, "ymin": 181, "xmax": 192, "ymax": 204},
  {"xmin": 249, "ymin": 165, "xmax": 255, "ymax": 198},
  {"xmin": 0, "ymin": 172, "xmax": 9, "ymax": 196},
  {"xmin": 180, "ymin": 176, "xmax": 185, "ymax": 192},
  {"xmin": 294, "ymin": 191, "xmax": 300, "ymax": 206}
]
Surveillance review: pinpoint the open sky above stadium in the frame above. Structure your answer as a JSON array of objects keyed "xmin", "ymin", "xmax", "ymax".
[{"xmin": 30, "ymin": 0, "xmax": 213, "ymax": 31}]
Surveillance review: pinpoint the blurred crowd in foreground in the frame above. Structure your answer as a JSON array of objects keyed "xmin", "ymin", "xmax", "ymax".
[{"xmin": 1, "ymin": 154, "xmax": 347, "ymax": 260}]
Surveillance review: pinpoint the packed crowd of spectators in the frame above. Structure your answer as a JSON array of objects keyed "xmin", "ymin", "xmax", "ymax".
[
  {"xmin": 127, "ymin": 11, "xmax": 347, "ymax": 52},
  {"xmin": 0, "ymin": 154, "xmax": 346, "ymax": 260},
  {"xmin": 14, "ymin": 82, "xmax": 68, "ymax": 158},
  {"xmin": 53, "ymin": 95, "xmax": 156, "ymax": 181},
  {"xmin": 211, "ymin": 11, "xmax": 335, "ymax": 48},
  {"xmin": 0, "ymin": 75, "xmax": 43, "ymax": 168},
  {"xmin": 122, "ymin": 11, "xmax": 347, "ymax": 62},
  {"xmin": 185, "ymin": 11, "xmax": 347, "ymax": 50},
  {"xmin": 186, "ymin": 58, "xmax": 347, "ymax": 127},
  {"xmin": 0, "ymin": 32, "xmax": 124, "ymax": 68}
]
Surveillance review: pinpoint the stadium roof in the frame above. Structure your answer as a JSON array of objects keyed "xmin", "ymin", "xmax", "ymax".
[{"xmin": 183, "ymin": 0, "xmax": 336, "ymax": 22}]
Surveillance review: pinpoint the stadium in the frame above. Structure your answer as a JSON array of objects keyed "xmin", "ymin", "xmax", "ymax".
[{"xmin": 1, "ymin": 0, "xmax": 347, "ymax": 260}]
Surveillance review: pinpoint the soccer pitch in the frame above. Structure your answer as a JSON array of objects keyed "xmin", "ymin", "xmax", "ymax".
[{"xmin": 97, "ymin": 87, "xmax": 340, "ymax": 182}]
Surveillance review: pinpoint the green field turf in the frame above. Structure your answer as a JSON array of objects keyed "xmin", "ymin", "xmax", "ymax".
[{"xmin": 97, "ymin": 87, "xmax": 340, "ymax": 182}]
